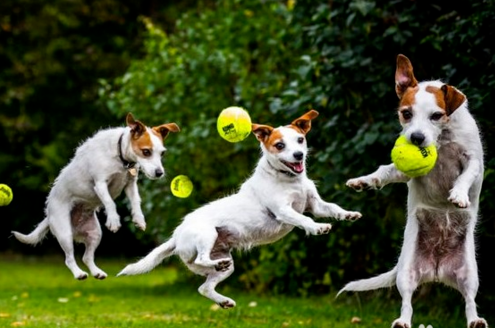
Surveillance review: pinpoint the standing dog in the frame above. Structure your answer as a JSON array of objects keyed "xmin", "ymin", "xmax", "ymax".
[
  {"xmin": 118, "ymin": 110, "xmax": 362, "ymax": 308},
  {"xmin": 12, "ymin": 113, "xmax": 180, "ymax": 280},
  {"xmin": 338, "ymin": 54, "xmax": 487, "ymax": 328}
]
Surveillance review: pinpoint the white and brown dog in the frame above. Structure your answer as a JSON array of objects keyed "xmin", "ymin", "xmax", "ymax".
[
  {"xmin": 338, "ymin": 54, "xmax": 487, "ymax": 328},
  {"xmin": 118, "ymin": 110, "xmax": 362, "ymax": 308},
  {"xmin": 12, "ymin": 113, "xmax": 180, "ymax": 280}
]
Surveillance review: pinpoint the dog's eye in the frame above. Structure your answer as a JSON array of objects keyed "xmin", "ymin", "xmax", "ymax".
[
  {"xmin": 142, "ymin": 149, "xmax": 152, "ymax": 157},
  {"xmin": 275, "ymin": 142, "xmax": 285, "ymax": 150},
  {"xmin": 401, "ymin": 110, "xmax": 412, "ymax": 120},
  {"xmin": 430, "ymin": 112, "xmax": 444, "ymax": 121},
  {"xmin": 297, "ymin": 137, "xmax": 304, "ymax": 144}
]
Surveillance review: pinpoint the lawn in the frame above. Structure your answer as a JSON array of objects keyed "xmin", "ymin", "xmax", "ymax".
[{"xmin": 0, "ymin": 255, "xmax": 487, "ymax": 328}]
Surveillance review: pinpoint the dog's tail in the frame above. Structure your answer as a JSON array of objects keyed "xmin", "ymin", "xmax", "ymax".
[
  {"xmin": 336, "ymin": 266, "xmax": 398, "ymax": 297},
  {"xmin": 11, "ymin": 218, "xmax": 50, "ymax": 245},
  {"xmin": 117, "ymin": 238, "xmax": 176, "ymax": 276}
]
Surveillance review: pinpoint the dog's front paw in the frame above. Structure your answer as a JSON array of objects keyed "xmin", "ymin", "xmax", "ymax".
[
  {"xmin": 218, "ymin": 298, "xmax": 236, "ymax": 309},
  {"xmin": 448, "ymin": 189, "xmax": 471, "ymax": 208},
  {"xmin": 308, "ymin": 223, "xmax": 332, "ymax": 235},
  {"xmin": 391, "ymin": 319, "xmax": 410, "ymax": 328},
  {"xmin": 105, "ymin": 214, "xmax": 122, "ymax": 233},
  {"xmin": 346, "ymin": 177, "xmax": 380, "ymax": 192},
  {"xmin": 338, "ymin": 211, "xmax": 362, "ymax": 221},
  {"xmin": 132, "ymin": 214, "xmax": 146, "ymax": 231},
  {"xmin": 469, "ymin": 318, "xmax": 488, "ymax": 328}
]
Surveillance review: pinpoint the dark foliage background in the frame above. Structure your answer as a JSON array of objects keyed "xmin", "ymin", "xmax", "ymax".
[{"xmin": 1, "ymin": 0, "xmax": 494, "ymax": 314}]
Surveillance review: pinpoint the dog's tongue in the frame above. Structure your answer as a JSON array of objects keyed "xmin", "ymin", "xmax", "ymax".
[{"xmin": 288, "ymin": 162, "xmax": 304, "ymax": 173}]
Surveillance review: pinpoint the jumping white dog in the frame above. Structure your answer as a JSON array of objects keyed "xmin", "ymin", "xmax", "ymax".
[
  {"xmin": 338, "ymin": 54, "xmax": 487, "ymax": 328},
  {"xmin": 12, "ymin": 113, "xmax": 180, "ymax": 280},
  {"xmin": 118, "ymin": 110, "xmax": 362, "ymax": 308}
]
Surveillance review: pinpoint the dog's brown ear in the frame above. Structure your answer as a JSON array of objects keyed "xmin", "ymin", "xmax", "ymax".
[
  {"xmin": 252, "ymin": 124, "xmax": 273, "ymax": 142},
  {"xmin": 441, "ymin": 85, "xmax": 466, "ymax": 116},
  {"xmin": 291, "ymin": 109, "xmax": 319, "ymax": 135},
  {"xmin": 152, "ymin": 123, "xmax": 180, "ymax": 140},
  {"xmin": 126, "ymin": 113, "xmax": 147, "ymax": 139},
  {"xmin": 395, "ymin": 54, "xmax": 419, "ymax": 99}
]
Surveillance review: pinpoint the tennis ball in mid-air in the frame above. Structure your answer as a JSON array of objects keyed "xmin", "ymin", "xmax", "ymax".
[
  {"xmin": 170, "ymin": 175, "xmax": 193, "ymax": 198},
  {"xmin": 0, "ymin": 184, "xmax": 13, "ymax": 206},
  {"xmin": 217, "ymin": 106, "xmax": 252, "ymax": 143},
  {"xmin": 391, "ymin": 135, "xmax": 437, "ymax": 178}
]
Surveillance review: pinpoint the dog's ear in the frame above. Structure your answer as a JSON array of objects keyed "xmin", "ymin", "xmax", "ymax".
[
  {"xmin": 252, "ymin": 124, "xmax": 273, "ymax": 142},
  {"xmin": 441, "ymin": 85, "xmax": 466, "ymax": 116},
  {"xmin": 126, "ymin": 113, "xmax": 147, "ymax": 139},
  {"xmin": 395, "ymin": 54, "xmax": 419, "ymax": 99},
  {"xmin": 152, "ymin": 123, "xmax": 180, "ymax": 140},
  {"xmin": 291, "ymin": 109, "xmax": 319, "ymax": 135}
]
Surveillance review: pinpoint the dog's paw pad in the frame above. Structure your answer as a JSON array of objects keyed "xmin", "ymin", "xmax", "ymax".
[
  {"xmin": 346, "ymin": 180, "xmax": 366, "ymax": 191},
  {"xmin": 316, "ymin": 224, "xmax": 332, "ymax": 235},
  {"xmin": 215, "ymin": 260, "xmax": 232, "ymax": 272},
  {"xmin": 448, "ymin": 196, "xmax": 470, "ymax": 208},
  {"xmin": 218, "ymin": 300, "xmax": 236, "ymax": 309},
  {"xmin": 133, "ymin": 221, "xmax": 146, "ymax": 231},
  {"xmin": 76, "ymin": 273, "xmax": 88, "ymax": 280},
  {"xmin": 448, "ymin": 190, "xmax": 471, "ymax": 208},
  {"xmin": 469, "ymin": 319, "xmax": 488, "ymax": 328},
  {"xmin": 105, "ymin": 222, "xmax": 122, "ymax": 233},
  {"xmin": 391, "ymin": 320, "xmax": 409, "ymax": 328},
  {"xmin": 132, "ymin": 215, "xmax": 146, "ymax": 230},
  {"xmin": 344, "ymin": 211, "xmax": 362, "ymax": 221},
  {"xmin": 93, "ymin": 272, "xmax": 107, "ymax": 280}
]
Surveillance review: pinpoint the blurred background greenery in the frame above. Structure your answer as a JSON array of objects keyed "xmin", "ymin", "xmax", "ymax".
[{"xmin": 1, "ymin": 0, "xmax": 494, "ymax": 311}]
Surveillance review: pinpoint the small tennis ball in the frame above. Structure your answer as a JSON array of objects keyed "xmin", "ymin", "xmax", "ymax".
[
  {"xmin": 391, "ymin": 135, "xmax": 437, "ymax": 178},
  {"xmin": 217, "ymin": 106, "xmax": 252, "ymax": 143},
  {"xmin": 170, "ymin": 175, "xmax": 193, "ymax": 198},
  {"xmin": 0, "ymin": 184, "xmax": 13, "ymax": 206}
]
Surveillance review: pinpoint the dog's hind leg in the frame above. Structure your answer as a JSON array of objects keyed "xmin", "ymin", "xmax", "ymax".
[
  {"xmin": 77, "ymin": 210, "xmax": 107, "ymax": 279},
  {"xmin": 48, "ymin": 202, "xmax": 89, "ymax": 280},
  {"xmin": 194, "ymin": 259, "xmax": 236, "ymax": 308},
  {"xmin": 452, "ymin": 238, "xmax": 488, "ymax": 328},
  {"xmin": 193, "ymin": 227, "xmax": 232, "ymax": 270},
  {"xmin": 393, "ymin": 267, "xmax": 419, "ymax": 328}
]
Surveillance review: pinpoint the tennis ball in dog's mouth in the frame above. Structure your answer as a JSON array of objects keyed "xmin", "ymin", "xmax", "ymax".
[
  {"xmin": 0, "ymin": 184, "xmax": 13, "ymax": 206},
  {"xmin": 391, "ymin": 135, "xmax": 437, "ymax": 178},
  {"xmin": 217, "ymin": 106, "xmax": 252, "ymax": 143},
  {"xmin": 171, "ymin": 175, "xmax": 193, "ymax": 198}
]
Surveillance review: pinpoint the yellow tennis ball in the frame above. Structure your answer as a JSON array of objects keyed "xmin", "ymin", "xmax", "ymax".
[
  {"xmin": 0, "ymin": 184, "xmax": 13, "ymax": 206},
  {"xmin": 170, "ymin": 175, "xmax": 193, "ymax": 198},
  {"xmin": 217, "ymin": 106, "xmax": 252, "ymax": 142},
  {"xmin": 391, "ymin": 135, "xmax": 437, "ymax": 178}
]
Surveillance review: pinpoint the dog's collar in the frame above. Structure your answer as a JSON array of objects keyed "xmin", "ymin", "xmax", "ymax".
[
  {"xmin": 266, "ymin": 159, "xmax": 297, "ymax": 178},
  {"xmin": 118, "ymin": 134, "xmax": 137, "ymax": 170}
]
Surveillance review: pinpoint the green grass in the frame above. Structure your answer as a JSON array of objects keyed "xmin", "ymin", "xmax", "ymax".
[{"xmin": 0, "ymin": 255, "xmax": 488, "ymax": 328}]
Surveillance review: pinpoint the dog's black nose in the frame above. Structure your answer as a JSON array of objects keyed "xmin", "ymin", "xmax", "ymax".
[
  {"xmin": 410, "ymin": 132, "xmax": 425, "ymax": 146},
  {"xmin": 155, "ymin": 169, "xmax": 164, "ymax": 178},
  {"xmin": 293, "ymin": 151, "xmax": 304, "ymax": 161}
]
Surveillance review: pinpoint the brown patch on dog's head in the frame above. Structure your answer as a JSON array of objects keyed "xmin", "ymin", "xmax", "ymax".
[
  {"xmin": 395, "ymin": 54, "xmax": 419, "ymax": 99},
  {"xmin": 424, "ymin": 85, "xmax": 466, "ymax": 116},
  {"xmin": 252, "ymin": 124, "xmax": 275, "ymax": 143},
  {"xmin": 289, "ymin": 109, "xmax": 319, "ymax": 135},
  {"xmin": 126, "ymin": 113, "xmax": 147, "ymax": 140},
  {"xmin": 152, "ymin": 122, "xmax": 180, "ymax": 140},
  {"xmin": 125, "ymin": 113, "xmax": 179, "ymax": 158},
  {"xmin": 252, "ymin": 126, "xmax": 289, "ymax": 154}
]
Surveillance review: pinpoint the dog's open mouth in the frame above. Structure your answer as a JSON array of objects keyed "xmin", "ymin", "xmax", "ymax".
[{"xmin": 281, "ymin": 160, "xmax": 304, "ymax": 174}]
